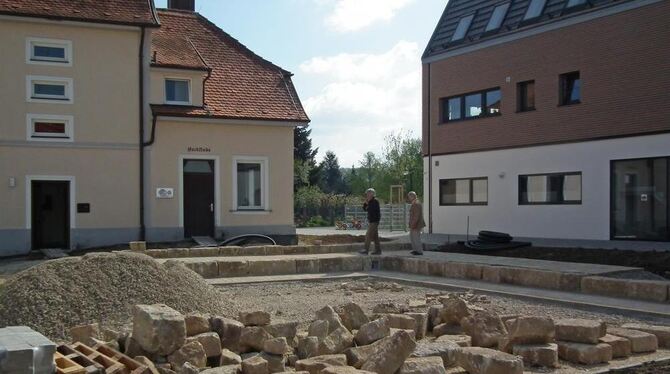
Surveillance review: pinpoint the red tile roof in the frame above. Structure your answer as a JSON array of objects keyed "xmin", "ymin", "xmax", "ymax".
[
  {"xmin": 0, "ymin": 0, "xmax": 159, "ymax": 27},
  {"xmin": 151, "ymin": 9, "xmax": 309, "ymax": 123}
]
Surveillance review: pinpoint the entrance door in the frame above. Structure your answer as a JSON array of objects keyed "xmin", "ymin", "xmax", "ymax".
[
  {"xmin": 183, "ymin": 159, "xmax": 215, "ymax": 238},
  {"xmin": 611, "ymin": 157, "xmax": 669, "ymax": 241},
  {"xmin": 32, "ymin": 181, "xmax": 70, "ymax": 249}
]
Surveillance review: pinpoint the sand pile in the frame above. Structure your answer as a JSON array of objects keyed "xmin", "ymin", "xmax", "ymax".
[{"xmin": 0, "ymin": 252, "xmax": 234, "ymax": 341}]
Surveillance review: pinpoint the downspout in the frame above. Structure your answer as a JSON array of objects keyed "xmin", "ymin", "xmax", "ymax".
[
  {"xmin": 139, "ymin": 26, "xmax": 147, "ymax": 241},
  {"xmin": 427, "ymin": 63, "xmax": 433, "ymax": 234}
]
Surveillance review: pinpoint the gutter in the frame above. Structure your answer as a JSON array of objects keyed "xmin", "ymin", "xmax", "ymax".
[
  {"xmin": 139, "ymin": 26, "xmax": 147, "ymax": 241},
  {"xmin": 427, "ymin": 63, "xmax": 433, "ymax": 234}
]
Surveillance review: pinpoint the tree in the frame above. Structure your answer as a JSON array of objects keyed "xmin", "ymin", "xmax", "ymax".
[
  {"xmin": 294, "ymin": 126, "xmax": 319, "ymax": 190},
  {"xmin": 318, "ymin": 151, "xmax": 345, "ymax": 194}
]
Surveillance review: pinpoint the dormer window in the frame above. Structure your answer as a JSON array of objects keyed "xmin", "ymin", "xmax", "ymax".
[
  {"xmin": 523, "ymin": 0, "xmax": 546, "ymax": 20},
  {"xmin": 566, "ymin": 0, "xmax": 587, "ymax": 7},
  {"xmin": 485, "ymin": 3, "xmax": 510, "ymax": 32},
  {"xmin": 165, "ymin": 78, "xmax": 191, "ymax": 105},
  {"xmin": 451, "ymin": 14, "xmax": 474, "ymax": 42},
  {"xmin": 27, "ymin": 38, "xmax": 72, "ymax": 66}
]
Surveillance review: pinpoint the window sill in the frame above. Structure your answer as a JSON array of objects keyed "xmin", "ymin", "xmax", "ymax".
[
  {"xmin": 519, "ymin": 202, "xmax": 582, "ymax": 205},
  {"xmin": 516, "ymin": 108, "xmax": 536, "ymax": 113},
  {"xmin": 558, "ymin": 101, "xmax": 581, "ymax": 107},
  {"xmin": 439, "ymin": 113, "xmax": 501, "ymax": 125},
  {"xmin": 439, "ymin": 203, "xmax": 488, "ymax": 206},
  {"xmin": 165, "ymin": 101, "xmax": 193, "ymax": 106},
  {"xmin": 230, "ymin": 209, "xmax": 272, "ymax": 214}
]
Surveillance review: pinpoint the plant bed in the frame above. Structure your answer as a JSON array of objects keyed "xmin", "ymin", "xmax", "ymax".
[{"xmin": 436, "ymin": 244, "xmax": 670, "ymax": 280}]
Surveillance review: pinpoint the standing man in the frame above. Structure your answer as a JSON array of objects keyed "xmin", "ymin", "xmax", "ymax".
[
  {"xmin": 360, "ymin": 188, "xmax": 381, "ymax": 255},
  {"xmin": 408, "ymin": 191, "xmax": 425, "ymax": 255}
]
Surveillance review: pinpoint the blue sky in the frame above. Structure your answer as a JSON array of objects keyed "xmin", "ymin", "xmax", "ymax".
[{"xmin": 155, "ymin": 0, "xmax": 446, "ymax": 165}]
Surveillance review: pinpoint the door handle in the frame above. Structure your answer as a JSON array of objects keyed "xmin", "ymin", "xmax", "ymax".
[{"xmin": 210, "ymin": 203, "xmax": 214, "ymax": 212}]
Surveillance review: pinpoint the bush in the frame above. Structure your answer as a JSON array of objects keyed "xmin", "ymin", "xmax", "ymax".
[{"xmin": 302, "ymin": 215, "xmax": 330, "ymax": 228}]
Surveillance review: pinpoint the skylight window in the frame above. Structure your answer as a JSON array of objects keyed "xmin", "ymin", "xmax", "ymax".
[
  {"xmin": 566, "ymin": 0, "xmax": 587, "ymax": 7},
  {"xmin": 523, "ymin": 0, "xmax": 547, "ymax": 20},
  {"xmin": 451, "ymin": 14, "xmax": 475, "ymax": 42},
  {"xmin": 485, "ymin": 3, "xmax": 510, "ymax": 32}
]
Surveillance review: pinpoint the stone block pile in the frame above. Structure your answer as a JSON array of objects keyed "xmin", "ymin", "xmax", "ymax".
[{"xmin": 59, "ymin": 296, "xmax": 669, "ymax": 374}]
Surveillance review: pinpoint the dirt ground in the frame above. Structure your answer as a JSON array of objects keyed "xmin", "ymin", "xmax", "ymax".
[
  {"xmin": 437, "ymin": 243, "xmax": 670, "ymax": 279},
  {"xmin": 221, "ymin": 278, "xmax": 670, "ymax": 374},
  {"xmin": 298, "ymin": 234, "xmax": 393, "ymax": 245}
]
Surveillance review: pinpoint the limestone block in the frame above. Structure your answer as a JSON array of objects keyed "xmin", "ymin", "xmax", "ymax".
[
  {"xmin": 398, "ymin": 357, "xmax": 446, "ymax": 374},
  {"xmin": 360, "ymin": 330, "xmax": 416, "ymax": 374},
  {"xmin": 295, "ymin": 354, "xmax": 348, "ymax": 374},
  {"xmin": 355, "ymin": 317, "xmax": 390, "ymax": 345},
  {"xmin": 242, "ymin": 355, "xmax": 269, "ymax": 374},
  {"xmin": 186, "ymin": 332, "xmax": 222, "ymax": 357},
  {"xmin": 211, "ymin": 316, "xmax": 245, "ymax": 352},
  {"xmin": 607, "ymin": 327, "xmax": 658, "ymax": 353},
  {"xmin": 454, "ymin": 347, "xmax": 523, "ymax": 374},
  {"xmin": 621, "ymin": 323, "xmax": 670, "ymax": 348},
  {"xmin": 168, "ymin": 341, "xmax": 207, "ymax": 370},
  {"xmin": 239, "ymin": 311, "xmax": 272, "ymax": 327},
  {"xmin": 512, "ymin": 343, "xmax": 558, "ymax": 368},
  {"xmin": 598, "ymin": 334, "xmax": 631, "ymax": 358},
  {"xmin": 554, "ymin": 319, "xmax": 606, "ymax": 344},
  {"xmin": 133, "ymin": 304, "xmax": 186, "ymax": 356},
  {"xmin": 556, "ymin": 341, "xmax": 612, "ymax": 365},
  {"xmin": 185, "ymin": 314, "xmax": 210, "ymax": 337}
]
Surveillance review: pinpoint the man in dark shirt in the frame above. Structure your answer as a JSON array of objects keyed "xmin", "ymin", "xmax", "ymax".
[{"xmin": 359, "ymin": 188, "xmax": 381, "ymax": 255}]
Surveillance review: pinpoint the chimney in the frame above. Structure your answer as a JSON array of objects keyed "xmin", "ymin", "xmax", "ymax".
[{"xmin": 167, "ymin": 0, "xmax": 195, "ymax": 11}]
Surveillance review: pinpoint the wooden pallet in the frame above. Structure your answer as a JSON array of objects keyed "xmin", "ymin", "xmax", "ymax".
[
  {"xmin": 57, "ymin": 345, "xmax": 105, "ymax": 374},
  {"xmin": 55, "ymin": 351, "xmax": 86, "ymax": 374},
  {"xmin": 71, "ymin": 342, "xmax": 129, "ymax": 374},
  {"xmin": 91, "ymin": 343, "xmax": 151, "ymax": 374}
]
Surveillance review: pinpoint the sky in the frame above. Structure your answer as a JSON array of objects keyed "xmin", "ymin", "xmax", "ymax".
[{"xmin": 154, "ymin": 0, "xmax": 446, "ymax": 166}]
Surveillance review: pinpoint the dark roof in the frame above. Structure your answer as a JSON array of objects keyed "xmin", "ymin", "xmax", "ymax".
[
  {"xmin": 0, "ymin": 0, "xmax": 159, "ymax": 27},
  {"xmin": 423, "ymin": 0, "xmax": 632, "ymax": 60},
  {"xmin": 151, "ymin": 9, "xmax": 309, "ymax": 123}
]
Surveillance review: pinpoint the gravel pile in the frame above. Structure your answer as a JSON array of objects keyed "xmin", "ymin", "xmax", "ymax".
[{"xmin": 0, "ymin": 252, "xmax": 234, "ymax": 341}]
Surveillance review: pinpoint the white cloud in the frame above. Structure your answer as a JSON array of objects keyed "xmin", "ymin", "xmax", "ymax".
[
  {"xmin": 325, "ymin": 0, "xmax": 415, "ymax": 33},
  {"xmin": 300, "ymin": 41, "xmax": 422, "ymax": 165}
]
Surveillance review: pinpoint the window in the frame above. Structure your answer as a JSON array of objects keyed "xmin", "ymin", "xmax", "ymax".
[
  {"xmin": 523, "ymin": 0, "xmax": 546, "ymax": 20},
  {"xmin": 559, "ymin": 71, "xmax": 581, "ymax": 105},
  {"xmin": 451, "ymin": 14, "xmax": 475, "ymax": 42},
  {"xmin": 26, "ymin": 38, "xmax": 72, "ymax": 65},
  {"xmin": 26, "ymin": 114, "xmax": 73, "ymax": 142},
  {"xmin": 234, "ymin": 158, "xmax": 268, "ymax": 210},
  {"xmin": 440, "ymin": 177, "xmax": 488, "ymax": 205},
  {"xmin": 485, "ymin": 3, "xmax": 510, "ymax": 32},
  {"xmin": 441, "ymin": 87, "xmax": 501, "ymax": 123},
  {"xmin": 26, "ymin": 76, "xmax": 73, "ymax": 103},
  {"xmin": 517, "ymin": 80, "xmax": 535, "ymax": 112},
  {"xmin": 519, "ymin": 172, "xmax": 582, "ymax": 204},
  {"xmin": 566, "ymin": 0, "xmax": 587, "ymax": 8},
  {"xmin": 165, "ymin": 78, "xmax": 191, "ymax": 105}
]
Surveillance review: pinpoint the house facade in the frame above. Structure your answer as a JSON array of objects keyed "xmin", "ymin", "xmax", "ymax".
[
  {"xmin": 0, "ymin": 0, "xmax": 309, "ymax": 256},
  {"xmin": 422, "ymin": 0, "xmax": 670, "ymax": 245}
]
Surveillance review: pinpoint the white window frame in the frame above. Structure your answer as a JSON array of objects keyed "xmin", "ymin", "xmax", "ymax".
[
  {"xmin": 26, "ymin": 114, "xmax": 74, "ymax": 142},
  {"xmin": 26, "ymin": 37, "xmax": 73, "ymax": 66},
  {"xmin": 164, "ymin": 77, "xmax": 192, "ymax": 105},
  {"xmin": 232, "ymin": 156, "xmax": 270, "ymax": 213},
  {"xmin": 26, "ymin": 76, "xmax": 73, "ymax": 104}
]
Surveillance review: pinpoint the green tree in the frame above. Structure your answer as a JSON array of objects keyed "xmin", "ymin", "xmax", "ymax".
[
  {"xmin": 294, "ymin": 126, "xmax": 319, "ymax": 189},
  {"xmin": 382, "ymin": 130, "xmax": 423, "ymax": 197},
  {"xmin": 318, "ymin": 151, "xmax": 345, "ymax": 194}
]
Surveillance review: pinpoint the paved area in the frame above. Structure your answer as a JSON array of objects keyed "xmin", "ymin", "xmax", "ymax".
[{"xmin": 297, "ymin": 227, "xmax": 409, "ymax": 239}]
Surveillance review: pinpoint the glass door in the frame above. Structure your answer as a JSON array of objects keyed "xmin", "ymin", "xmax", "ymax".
[{"xmin": 611, "ymin": 157, "xmax": 669, "ymax": 241}]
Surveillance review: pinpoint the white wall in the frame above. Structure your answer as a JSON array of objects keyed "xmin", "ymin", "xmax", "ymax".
[{"xmin": 425, "ymin": 133, "xmax": 670, "ymax": 240}]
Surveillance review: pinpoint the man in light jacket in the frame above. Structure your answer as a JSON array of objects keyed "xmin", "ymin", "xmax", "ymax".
[{"xmin": 407, "ymin": 191, "xmax": 425, "ymax": 255}]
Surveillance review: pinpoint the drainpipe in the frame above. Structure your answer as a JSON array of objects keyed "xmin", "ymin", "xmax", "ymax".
[
  {"xmin": 427, "ymin": 63, "xmax": 433, "ymax": 234},
  {"xmin": 139, "ymin": 26, "xmax": 147, "ymax": 241}
]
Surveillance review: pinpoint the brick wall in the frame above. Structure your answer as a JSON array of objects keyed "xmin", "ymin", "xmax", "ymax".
[{"xmin": 422, "ymin": 0, "xmax": 670, "ymax": 156}]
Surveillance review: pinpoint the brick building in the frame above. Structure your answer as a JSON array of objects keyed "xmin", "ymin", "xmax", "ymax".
[{"xmin": 422, "ymin": 0, "xmax": 669, "ymax": 245}]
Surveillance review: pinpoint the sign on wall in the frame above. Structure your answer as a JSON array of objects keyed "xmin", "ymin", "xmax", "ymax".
[{"xmin": 156, "ymin": 188, "xmax": 174, "ymax": 199}]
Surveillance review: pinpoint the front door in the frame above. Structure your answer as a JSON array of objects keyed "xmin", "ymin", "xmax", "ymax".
[
  {"xmin": 611, "ymin": 157, "xmax": 669, "ymax": 241},
  {"xmin": 32, "ymin": 180, "xmax": 70, "ymax": 249},
  {"xmin": 183, "ymin": 159, "xmax": 215, "ymax": 238}
]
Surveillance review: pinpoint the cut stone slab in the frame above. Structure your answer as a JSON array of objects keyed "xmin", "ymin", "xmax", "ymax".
[
  {"xmin": 406, "ymin": 313, "xmax": 429, "ymax": 340},
  {"xmin": 260, "ymin": 352, "xmax": 286, "ymax": 373},
  {"xmin": 240, "ymin": 311, "xmax": 272, "ymax": 327},
  {"xmin": 319, "ymin": 326, "xmax": 354, "ymax": 355},
  {"xmin": 337, "ymin": 303, "xmax": 369, "ymax": 331},
  {"xmin": 599, "ymin": 334, "xmax": 632, "ymax": 358},
  {"xmin": 554, "ymin": 319, "xmax": 606, "ymax": 344},
  {"xmin": 133, "ymin": 304, "xmax": 186, "ymax": 356},
  {"xmin": 264, "ymin": 337, "xmax": 291, "ymax": 355},
  {"xmin": 499, "ymin": 316, "xmax": 554, "ymax": 352},
  {"xmin": 221, "ymin": 348, "xmax": 243, "ymax": 365},
  {"xmin": 433, "ymin": 324, "xmax": 462, "ymax": 337},
  {"xmin": 512, "ymin": 343, "xmax": 558, "ymax": 368},
  {"xmin": 168, "ymin": 341, "xmax": 207, "ymax": 370},
  {"xmin": 398, "ymin": 357, "xmax": 447, "ymax": 374},
  {"xmin": 298, "ymin": 336, "xmax": 319, "ymax": 359},
  {"xmin": 607, "ymin": 327, "xmax": 658, "ymax": 353},
  {"xmin": 386, "ymin": 314, "xmax": 417, "ymax": 330},
  {"xmin": 308, "ymin": 320, "xmax": 330, "ymax": 339},
  {"xmin": 454, "ymin": 347, "xmax": 523, "ymax": 374},
  {"xmin": 556, "ymin": 341, "xmax": 612, "ymax": 365},
  {"xmin": 435, "ymin": 335, "xmax": 471, "ymax": 347},
  {"xmin": 411, "ymin": 338, "xmax": 461, "ymax": 367},
  {"xmin": 70, "ymin": 323, "xmax": 100, "ymax": 346},
  {"xmin": 361, "ymin": 330, "xmax": 416, "ymax": 374},
  {"xmin": 0, "ymin": 326, "xmax": 56, "ymax": 374},
  {"xmin": 621, "ymin": 323, "xmax": 670, "ymax": 348},
  {"xmin": 316, "ymin": 306, "xmax": 347, "ymax": 333},
  {"xmin": 185, "ymin": 314, "xmax": 210, "ymax": 337},
  {"xmin": 264, "ymin": 322, "xmax": 299, "ymax": 345},
  {"xmin": 242, "ymin": 355, "xmax": 269, "ymax": 374},
  {"xmin": 211, "ymin": 316, "xmax": 245, "ymax": 353},
  {"xmin": 240, "ymin": 327, "xmax": 273, "ymax": 353},
  {"xmin": 320, "ymin": 366, "xmax": 376, "ymax": 374},
  {"xmin": 355, "ymin": 317, "xmax": 390, "ymax": 345},
  {"xmin": 460, "ymin": 311, "xmax": 507, "ymax": 348},
  {"xmin": 295, "ymin": 354, "xmax": 348, "ymax": 374},
  {"xmin": 186, "ymin": 332, "xmax": 222, "ymax": 358},
  {"xmin": 202, "ymin": 365, "xmax": 241, "ymax": 374}
]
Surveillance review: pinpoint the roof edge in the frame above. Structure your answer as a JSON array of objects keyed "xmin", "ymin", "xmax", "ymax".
[{"xmin": 0, "ymin": 9, "xmax": 160, "ymax": 28}]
